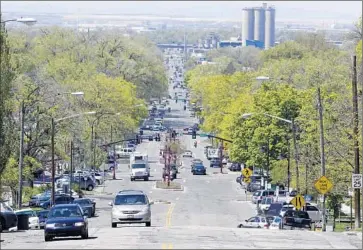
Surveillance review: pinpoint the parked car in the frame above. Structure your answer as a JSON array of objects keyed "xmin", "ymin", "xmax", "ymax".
[
  {"xmin": 41, "ymin": 195, "xmax": 75, "ymax": 209},
  {"xmin": 229, "ymin": 163, "xmax": 241, "ymax": 172},
  {"xmin": 259, "ymin": 197, "xmax": 275, "ymax": 212},
  {"xmin": 265, "ymin": 202, "xmax": 286, "ymax": 217},
  {"xmin": 44, "ymin": 204, "xmax": 89, "ymax": 241},
  {"xmin": 15, "ymin": 209, "xmax": 40, "ymax": 230},
  {"xmin": 238, "ymin": 216, "xmax": 269, "ymax": 229},
  {"xmin": 73, "ymin": 175, "xmax": 96, "ymax": 191},
  {"xmin": 247, "ymin": 182, "xmax": 262, "ymax": 192},
  {"xmin": 279, "ymin": 204, "xmax": 295, "ymax": 217},
  {"xmin": 192, "ymin": 164, "xmax": 206, "ymax": 175},
  {"xmin": 303, "ymin": 204, "xmax": 322, "ymax": 222},
  {"xmin": 36, "ymin": 210, "xmax": 49, "ymax": 229},
  {"xmin": 210, "ymin": 158, "xmax": 221, "ymax": 168},
  {"xmin": 268, "ymin": 216, "xmax": 282, "ymax": 230},
  {"xmin": 73, "ymin": 198, "xmax": 95, "ymax": 217},
  {"xmin": 170, "ymin": 164, "xmax": 178, "ymax": 180},
  {"xmin": 29, "ymin": 192, "xmax": 51, "ymax": 207},
  {"xmin": 282, "ymin": 210, "xmax": 312, "ymax": 230},
  {"xmin": 252, "ymin": 190, "xmax": 275, "ymax": 204},
  {"xmin": 0, "ymin": 201, "xmax": 18, "ymax": 232}
]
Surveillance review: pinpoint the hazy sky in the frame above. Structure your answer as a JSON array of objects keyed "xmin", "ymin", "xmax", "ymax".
[{"xmin": 1, "ymin": 1, "xmax": 362, "ymax": 22}]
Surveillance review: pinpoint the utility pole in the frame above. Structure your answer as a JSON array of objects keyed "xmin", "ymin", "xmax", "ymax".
[
  {"xmin": 291, "ymin": 119, "xmax": 300, "ymax": 193},
  {"xmin": 70, "ymin": 140, "xmax": 73, "ymax": 197},
  {"xmin": 51, "ymin": 117, "xmax": 56, "ymax": 205},
  {"xmin": 111, "ymin": 125, "xmax": 116, "ymax": 180},
  {"xmin": 287, "ymin": 136, "xmax": 291, "ymax": 192},
  {"xmin": 167, "ymin": 146, "xmax": 171, "ymax": 186},
  {"xmin": 317, "ymin": 86, "xmax": 327, "ymax": 232},
  {"xmin": 18, "ymin": 101, "xmax": 25, "ymax": 209},
  {"xmin": 219, "ymin": 141, "xmax": 223, "ymax": 174},
  {"xmin": 266, "ymin": 137, "xmax": 270, "ymax": 188},
  {"xmin": 352, "ymin": 55, "xmax": 361, "ymax": 229},
  {"xmin": 93, "ymin": 132, "xmax": 97, "ymax": 170}
]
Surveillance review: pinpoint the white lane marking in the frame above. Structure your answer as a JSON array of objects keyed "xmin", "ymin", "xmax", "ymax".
[
  {"xmin": 176, "ymin": 197, "xmax": 179, "ymax": 201},
  {"xmin": 183, "ymin": 179, "xmax": 186, "ymax": 183},
  {"xmin": 149, "ymin": 191, "xmax": 153, "ymax": 194},
  {"xmin": 154, "ymin": 169, "xmax": 157, "ymax": 172},
  {"xmin": 206, "ymin": 180, "xmax": 210, "ymax": 183}
]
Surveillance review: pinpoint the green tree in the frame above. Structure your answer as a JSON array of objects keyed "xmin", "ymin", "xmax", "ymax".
[{"xmin": 0, "ymin": 23, "xmax": 15, "ymax": 176}]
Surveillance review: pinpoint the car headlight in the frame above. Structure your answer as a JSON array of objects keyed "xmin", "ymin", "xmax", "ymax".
[
  {"xmin": 142, "ymin": 207, "xmax": 150, "ymax": 213},
  {"xmin": 46, "ymin": 223, "xmax": 56, "ymax": 228},
  {"xmin": 74, "ymin": 222, "xmax": 84, "ymax": 226}
]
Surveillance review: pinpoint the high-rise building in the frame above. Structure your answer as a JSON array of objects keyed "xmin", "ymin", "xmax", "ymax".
[{"xmin": 241, "ymin": 3, "xmax": 275, "ymax": 49}]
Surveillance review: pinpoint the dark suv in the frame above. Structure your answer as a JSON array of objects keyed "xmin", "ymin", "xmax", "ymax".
[
  {"xmin": 282, "ymin": 210, "xmax": 311, "ymax": 230},
  {"xmin": 0, "ymin": 201, "xmax": 18, "ymax": 232}
]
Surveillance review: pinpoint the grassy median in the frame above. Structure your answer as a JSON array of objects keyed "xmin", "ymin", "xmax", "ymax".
[{"xmin": 156, "ymin": 180, "xmax": 183, "ymax": 190}]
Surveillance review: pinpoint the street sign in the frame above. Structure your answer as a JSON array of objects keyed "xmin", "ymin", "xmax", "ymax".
[
  {"xmin": 352, "ymin": 174, "xmax": 363, "ymax": 189},
  {"xmin": 243, "ymin": 177, "xmax": 251, "ymax": 183},
  {"xmin": 314, "ymin": 175, "xmax": 333, "ymax": 195},
  {"xmin": 290, "ymin": 194, "xmax": 306, "ymax": 210},
  {"xmin": 199, "ymin": 133, "xmax": 209, "ymax": 138},
  {"xmin": 242, "ymin": 168, "xmax": 252, "ymax": 178}
]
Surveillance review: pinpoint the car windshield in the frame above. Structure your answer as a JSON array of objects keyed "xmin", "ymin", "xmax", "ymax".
[
  {"xmin": 132, "ymin": 163, "xmax": 146, "ymax": 169},
  {"xmin": 0, "ymin": 202, "xmax": 14, "ymax": 212},
  {"xmin": 195, "ymin": 165, "xmax": 204, "ymax": 169},
  {"xmin": 48, "ymin": 207, "xmax": 83, "ymax": 218},
  {"xmin": 37, "ymin": 211, "xmax": 49, "ymax": 217},
  {"xmin": 262, "ymin": 198, "xmax": 273, "ymax": 204},
  {"xmin": 16, "ymin": 210, "xmax": 37, "ymax": 217},
  {"xmin": 253, "ymin": 191, "xmax": 261, "ymax": 196},
  {"xmin": 293, "ymin": 211, "xmax": 309, "ymax": 219},
  {"xmin": 282, "ymin": 206, "xmax": 293, "ymax": 211},
  {"xmin": 114, "ymin": 195, "xmax": 147, "ymax": 205},
  {"xmin": 74, "ymin": 199, "xmax": 91, "ymax": 205}
]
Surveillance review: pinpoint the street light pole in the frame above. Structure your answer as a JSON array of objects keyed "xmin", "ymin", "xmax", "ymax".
[
  {"xmin": 317, "ymin": 87, "xmax": 327, "ymax": 232},
  {"xmin": 291, "ymin": 119, "xmax": 300, "ymax": 193},
  {"xmin": 51, "ymin": 117, "xmax": 56, "ymax": 205},
  {"xmin": 51, "ymin": 111, "xmax": 95, "ymax": 206},
  {"xmin": 17, "ymin": 101, "xmax": 25, "ymax": 209}
]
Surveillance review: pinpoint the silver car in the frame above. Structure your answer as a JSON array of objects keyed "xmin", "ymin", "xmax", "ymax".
[{"xmin": 109, "ymin": 190, "xmax": 153, "ymax": 228}]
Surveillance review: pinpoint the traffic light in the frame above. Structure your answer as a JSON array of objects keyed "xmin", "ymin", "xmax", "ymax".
[{"xmin": 192, "ymin": 130, "xmax": 197, "ymax": 139}]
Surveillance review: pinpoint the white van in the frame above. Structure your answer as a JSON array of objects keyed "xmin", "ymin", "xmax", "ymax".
[{"xmin": 116, "ymin": 147, "xmax": 134, "ymax": 159}]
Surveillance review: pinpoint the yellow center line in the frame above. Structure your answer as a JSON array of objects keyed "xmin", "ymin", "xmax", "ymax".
[
  {"xmin": 161, "ymin": 243, "xmax": 173, "ymax": 249},
  {"xmin": 165, "ymin": 203, "xmax": 175, "ymax": 228}
]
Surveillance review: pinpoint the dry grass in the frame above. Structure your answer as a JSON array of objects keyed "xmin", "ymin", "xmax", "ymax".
[{"xmin": 156, "ymin": 180, "xmax": 183, "ymax": 190}]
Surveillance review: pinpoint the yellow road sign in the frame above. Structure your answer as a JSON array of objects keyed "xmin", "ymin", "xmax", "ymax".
[
  {"xmin": 314, "ymin": 176, "xmax": 333, "ymax": 195},
  {"xmin": 290, "ymin": 194, "xmax": 305, "ymax": 210},
  {"xmin": 242, "ymin": 168, "xmax": 252, "ymax": 178},
  {"xmin": 243, "ymin": 177, "xmax": 251, "ymax": 183}
]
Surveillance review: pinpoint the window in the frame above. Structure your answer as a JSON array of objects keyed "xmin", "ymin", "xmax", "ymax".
[
  {"xmin": 307, "ymin": 206, "xmax": 319, "ymax": 211},
  {"xmin": 0, "ymin": 202, "xmax": 14, "ymax": 212},
  {"xmin": 247, "ymin": 217, "xmax": 257, "ymax": 222},
  {"xmin": 260, "ymin": 218, "xmax": 266, "ymax": 223},
  {"xmin": 114, "ymin": 195, "xmax": 147, "ymax": 205},
  {"xmin": 253, "ymin": 191, "xmax": 261, "ymax": 196},
  {"xmin": 16, "ymin": 210, "xmax": 36, "ymax": 217},
  {"xmin": 49, "ymin": 207, "xmax": 82, "ymax": 218},
  {"xmin": 131, "ymin": 163, "xmax": 146, "ymax": 169},
  {"xmin": 74, "ymin": 199, "xmax": 91, "ymax": 205}
]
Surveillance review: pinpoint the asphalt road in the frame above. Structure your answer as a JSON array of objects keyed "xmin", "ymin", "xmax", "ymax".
[{"xmin": 1, "ymin": 58, "xmax": 362, "ymax": 249}]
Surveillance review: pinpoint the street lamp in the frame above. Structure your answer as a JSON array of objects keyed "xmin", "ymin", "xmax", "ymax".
[
  {"xmin": 90, "ymin": 104, "xmax": 144, "ymax": 170},
  {"xmin": 241, "ymin": 112, "xmax": 300, "ymax": 193},
  {"xmin": 17, "ymin": 91, "xmax": 84, "ymax": 209},
  {"xmin": 51, "ymin": 111, "xmax": 95, "ymax": 205}
]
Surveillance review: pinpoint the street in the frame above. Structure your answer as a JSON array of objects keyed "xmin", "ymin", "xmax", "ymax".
[{"xmin": 1, "ymin": 90, "xmax": 362, "ymax": 249}]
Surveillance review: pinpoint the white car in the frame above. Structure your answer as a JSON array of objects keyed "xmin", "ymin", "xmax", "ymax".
[
  {"xmin": 268, "ymin": 216, "xmax": 282, "ymax": 230},
  {"xmin": 182, "ymin": 151, "xmax": 193, "ymax": 158},
  {"xmin": 15, "ymin": 209, "xmax": 40, "ymax": 230},
  {"xmin": 238, "ymin": 216, "xmax": 269, "ymax": 229},
  {"xmin": 260, "ymin": 197, "xmax": 274, "ymax": 211}
]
